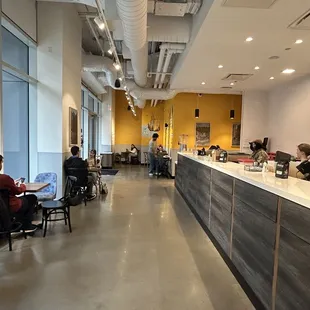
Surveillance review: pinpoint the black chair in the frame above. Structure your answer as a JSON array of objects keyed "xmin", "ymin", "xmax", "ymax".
[
  {"xmin": 130, "ymin": 150, "xmax": 140, "ymax": 165},
  {"xmin": 41, "ymin": 176, "xmax": 79, "ymax": 237},
  {"xmin": 66, "ymin": 167, "xmax": 89, "ymax": 206},
  {"xmin": 0, "ymin": 189, "xmax": 27, "ymax": 251}
]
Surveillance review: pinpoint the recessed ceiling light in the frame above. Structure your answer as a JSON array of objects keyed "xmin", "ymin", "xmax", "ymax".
[
  {"xmin": 245, "ymin": 37, "xmax": 253, "ymax": 42},
  {"xmin": 201, "ymin": 81, "xmax": 206, "ymax": 85},
  {"xmin": 269, "ymin": 76, "xmax": 275, "ymax": 80},
  {"xmin": 230, "ymin": 82, "xmax": 234, "ymax": 86},
  {"xmin": 254, "ymin": 66, "xmax": 260, "ymax": 70},
  {"xmin": 295, "ymin": 39, "xmax": 303, "ymax": 44},
  {"xmin": 218, "ymin": 65, "xmax": 223, "ymax": 69},
  {"xmin": 282, "ymin": 68, "xmax": 295, "ymax": 74}
]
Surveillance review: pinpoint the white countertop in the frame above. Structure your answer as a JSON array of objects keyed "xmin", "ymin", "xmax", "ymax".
[{"xmin": 179, "ymin": 153, "xmax": 310, "ymax": 209}]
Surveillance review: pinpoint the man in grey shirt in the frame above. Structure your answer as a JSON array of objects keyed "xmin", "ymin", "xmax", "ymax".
[{"xmin": 148, "ymin": 133, "xmax": 159, "ymax": 176}]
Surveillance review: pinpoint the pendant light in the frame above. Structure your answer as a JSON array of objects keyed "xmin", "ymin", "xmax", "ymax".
[
  {"xmin": 195, "ymin": 94, "xmax": 201, "ymax": 118},
  {"xmin": 230, "ymin": 96, "xmax": 235, "ymax": 119}
]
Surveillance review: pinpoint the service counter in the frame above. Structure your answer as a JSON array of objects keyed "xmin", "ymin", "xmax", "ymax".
[{"xmin": 175, "ymin": 153, "xmax": 310, "ymax": 310}]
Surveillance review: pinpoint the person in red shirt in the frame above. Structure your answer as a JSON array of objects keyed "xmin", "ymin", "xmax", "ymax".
[{"xmin": 0, "ymin": 155, "xmax": 37, "ymax": 233}]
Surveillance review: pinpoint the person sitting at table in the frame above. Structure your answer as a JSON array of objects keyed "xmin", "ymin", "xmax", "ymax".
[
  {"xmin": 87, "ymin": 149, "xmax": 101, "ymax": 182},
  {"xmin": 157, "ymin": 145, "xmax": 168, "ymax": 174},
  {"xmin": 64, "ymin": 146, "xmax": 96, "ymax": 201},
  {"xmin": 126, "ymin": 144, "xmax": 138, "ymax": 163},
  {"xmin": 0, "ymin": 155, "xmax": 38, "ymax": 233},
  {"xmin": 249, "ymin": 139, "xmax": 269, "ymax": 164}
]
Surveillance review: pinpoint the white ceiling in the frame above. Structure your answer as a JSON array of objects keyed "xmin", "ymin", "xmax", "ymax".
[{"xmin": 171, "ymin": 0, "xmax": 310, "ymax": 93}]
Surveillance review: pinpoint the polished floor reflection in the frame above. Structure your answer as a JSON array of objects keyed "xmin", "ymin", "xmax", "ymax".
[{"xmin": 0, "ymin": 166, "xmax": 254, "ymax": 310}]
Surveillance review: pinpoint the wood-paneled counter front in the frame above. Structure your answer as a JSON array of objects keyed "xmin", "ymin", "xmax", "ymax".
[{"xmin": 175, "ymin": 153, "xmax": 310, "ymax": 310}]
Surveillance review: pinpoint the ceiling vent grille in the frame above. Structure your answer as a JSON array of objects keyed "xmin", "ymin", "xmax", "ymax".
[
  {"xmin": 222, "ymin": 74, "xmax": 253, "ymax": 82},
  {"xmin": 222, "ymin": 0, "xmax": 278, "ymax": 9},
  {"xmin": 221, "ymin": 86, "xmax": 233, "ymax": 89},
  {"xmin": 289, "ymin": 9, "xmax": 310, "ymax": 30}
]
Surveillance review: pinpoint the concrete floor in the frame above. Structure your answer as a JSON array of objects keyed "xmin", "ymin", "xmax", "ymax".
[{"xmin": 0, "ymin": 166, "xmax": 254, "ymax": 310}]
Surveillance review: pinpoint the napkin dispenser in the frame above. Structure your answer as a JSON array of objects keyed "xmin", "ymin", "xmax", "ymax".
[
  {"xmin": 219, "ymin": 150, "xmax": 228, "ymax": 163},
  {"xmin": 275, "ymin": 151, "xmax": 291, "ymax": 179}
]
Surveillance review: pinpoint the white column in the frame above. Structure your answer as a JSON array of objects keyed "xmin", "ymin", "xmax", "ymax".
[
  {"xmin": 0, "ymin": 0, "xmax": 3, "ymax": 157},
  {"xmin": 240, "ymin": 91, "xmax": 269, "ymax": 153},
  {"xmin": 37, "ymin": 2, "xmax": 81, "ymax": 196}
]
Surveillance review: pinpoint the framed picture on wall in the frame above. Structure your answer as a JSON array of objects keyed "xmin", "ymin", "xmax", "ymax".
[
  {"xmin": 196, "ymin": 123, "xmax": 210, "ymax": 147},
  {"xmin": 232, "ymin": 123, "xmax": 241, "ymax": 147},
  {"xmin": 69, "ymin": 107, "xmax": 78, "ymax": 146}
]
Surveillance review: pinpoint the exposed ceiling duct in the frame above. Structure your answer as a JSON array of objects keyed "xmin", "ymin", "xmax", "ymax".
[
  {"xmin": 81, "ymin": 71, "xmax": 107, "ymax": 94},
  {"xmin": 82, "ymin": 54, "xmax": 118, "ymax": 87},
  {"xmin": 116, "ymin": 0, "xmax": 148, "ymax": 87}
]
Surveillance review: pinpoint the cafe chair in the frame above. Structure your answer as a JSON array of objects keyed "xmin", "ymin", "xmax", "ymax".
[
  {"xmin": 65, "ymin": 167, "xmax": 88, "ymax": 206},
  {"xmin": 0, "ymin": 189, "xmax": 27, "ymax": 251},
  {"xmin": 34, "ymin": 172, "xmax": 57, "ymax": 202},
  {"xmin": 41, "ymin": 176, "xmax": 79, "ymax": 237}
]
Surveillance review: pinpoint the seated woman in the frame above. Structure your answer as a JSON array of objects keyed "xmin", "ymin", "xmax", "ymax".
[
  {"xmin": 0, "ymin": 155, "xmax": 38, "ymax": 233},
  {"xmin": 249, "ymin": 139, "xmax": 269, "ymax": 164},
  {"xmin": 87, "ymin": 149, "xmax": 101, "ymax": 183},
  {"xmin": 128, "ymin": 144, "xmax": 138, "ymax": 163}
]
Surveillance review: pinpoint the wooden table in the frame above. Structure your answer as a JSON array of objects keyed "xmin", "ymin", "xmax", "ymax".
[{"xmin": 24, "ymin": 183, "xmax": 49, "ymax": 193}]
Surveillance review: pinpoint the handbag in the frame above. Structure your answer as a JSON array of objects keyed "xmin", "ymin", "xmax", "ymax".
[{"xmin": 100, "ymin": 183, "xmax": 108, "ymax": 195}]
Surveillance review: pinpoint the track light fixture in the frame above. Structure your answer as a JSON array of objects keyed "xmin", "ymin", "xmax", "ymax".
[
  {"xmin": 113, "ymin": 63, "xmax": 121, "ymax": 70},
  {"xmin": 94, "ymin": 17, "xmax": 105, "ymax": 30}
]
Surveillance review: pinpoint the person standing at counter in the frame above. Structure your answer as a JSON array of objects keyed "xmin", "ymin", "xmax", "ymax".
[
  {"xmin": 249, "ymin": 139, "xmax": 269, "ymax": 164},
  {"xmin": 148, "ymin": 133, "xmax": 159, "ymax": 176}
]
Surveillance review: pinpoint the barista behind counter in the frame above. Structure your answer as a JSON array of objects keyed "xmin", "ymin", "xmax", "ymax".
[{"xmin": 296, "ymin": 143, "xmax": 310, "ymax": 180}]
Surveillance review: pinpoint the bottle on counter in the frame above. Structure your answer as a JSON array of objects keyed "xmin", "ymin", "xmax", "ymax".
[{"xmin": 211, "ymin": 150, "xmax": 216, "ymax": 162}]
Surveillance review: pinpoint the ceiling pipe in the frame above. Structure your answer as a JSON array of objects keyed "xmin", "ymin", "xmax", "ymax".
[
  {"xmin": 116, "ymin": 0, "xmax": 148, "ymax": 88},
  {"xmin": 152, "ymin": 43, "xmax": 186, "ymax": 107}
]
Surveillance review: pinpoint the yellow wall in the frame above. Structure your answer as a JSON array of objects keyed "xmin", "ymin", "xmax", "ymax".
[
  {"xmin": 141, "ymin": 102, "xmax": 164, "ymax": 146},
  {"xmin": 166, "ymin": 93, "xmax": 242, "ymax": 150},
  {"xmin": 115, "ymin": 91, "xmax": 165, "ymax": 147},
  {"xmin": 115, "ymin": 91, "xmax": 142, "ymax": 146}
]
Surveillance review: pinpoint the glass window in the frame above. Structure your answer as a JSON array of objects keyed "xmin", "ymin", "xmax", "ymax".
[
  {"xmin": 2, "ymin": 27, "xmax": 29, "ymax": 74},
  {"xmin": 2, "ymin": 71, "xmax": 29, "ymax": 180},
  {"xmin": 88, "ymin": 96, "xmax": 94, "ymax": 111}
]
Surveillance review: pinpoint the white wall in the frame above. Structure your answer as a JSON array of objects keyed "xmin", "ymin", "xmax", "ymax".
[
  {"xmin": 240, "ymin": 91, "xmax": 269, "ymax": 153},
  {"xmin": 62, "ymin": 3, "xmax": 82, "ymax": 153},
  {"xmin": 2, "ymin": 0, "xmax": 37, "ymax": 41},
  {"xmin": 267, "ymin": 75, "xmax": 310, "ymax": 154},
  {"xmin": 37, "ymin": 2, "xmax": 63, "ymax": 153}
]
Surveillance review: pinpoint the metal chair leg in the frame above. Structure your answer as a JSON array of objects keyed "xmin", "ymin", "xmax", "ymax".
[
  {"xmin": 67, "ymin": 207, "xmax": 72, "ymax": 233},
  {"xmin": 43, "ymin": 209, "xmax": 48, "ymax": 238},
  {"xmin": 7, "ymin": 232, "xmax": 12, "ymax": 251}
]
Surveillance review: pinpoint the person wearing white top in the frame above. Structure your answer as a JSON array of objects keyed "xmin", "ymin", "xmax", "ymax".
[{"xmin": 127, "ymin": 144, "xmax": 138, "ymax": 163}]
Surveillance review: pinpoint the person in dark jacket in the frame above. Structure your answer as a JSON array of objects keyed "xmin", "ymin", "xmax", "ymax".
[
  {"xmin": 64, "ymin": 146, "xmax": 96, "ymax": 200},
  {"xmin": 0, "ymin": 155, "xmax": 37, "ymax": 233}
]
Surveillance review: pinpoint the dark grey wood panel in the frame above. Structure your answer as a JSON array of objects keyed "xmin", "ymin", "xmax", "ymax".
[
  {"xmin": 212, "ymin": 170, "xmax": 233, "ymax": 194},
  {"xmin": 196, "ymin": 190, "xmax": 211, "ymax": 228},
  {"xmin": 197, "ymin": 164, "xmax": 211, "ymax": 183},
  {"xmin": 235, "ymin": 179, "xmax": 278, "ymax": 222},
  {"xmin": 276, "ymin": 227, "xmax": 310, "ymax": 310},
  {"xmin": 281, "ymin": 198, "xmax": 310, "ymax": 244},
  {"xmin": 210, "ymin": 183, "xmax": 232, "ymax": 254},
  {"xmin": 232, "ymin": 197, "xmax": 276, "ymax": 310}
]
